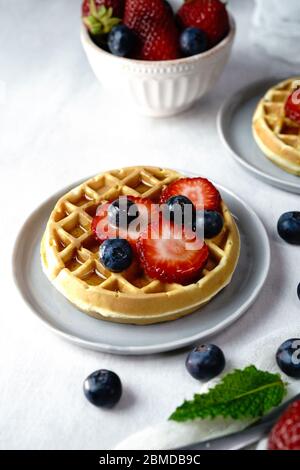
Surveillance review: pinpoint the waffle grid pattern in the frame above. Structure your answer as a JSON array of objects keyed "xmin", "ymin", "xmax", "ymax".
[
  {"xmin": 263, "ymin": 79, "xmax": 300, "ymax": 151},
  {"xmin": 46, "ymin": 167, "xmax": 233, "ymax": 297}
]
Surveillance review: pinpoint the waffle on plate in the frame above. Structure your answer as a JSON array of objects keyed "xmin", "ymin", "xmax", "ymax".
[
  {"xmin": 252, "ymin": 78, "xmax": 300, "ymax": 176},
  {"xmin": 41, "ymin": 166, "xmax": 240, "ymax": 324}
]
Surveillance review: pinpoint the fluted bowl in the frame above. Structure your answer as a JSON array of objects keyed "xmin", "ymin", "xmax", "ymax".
[{"xmin": 80, "ymin": 16, "xmax": 235, "ymax": 117}]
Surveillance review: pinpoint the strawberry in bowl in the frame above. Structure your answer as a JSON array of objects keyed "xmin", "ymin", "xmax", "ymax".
[{"xmin": 80, "ymin": 0, "xmax": 236, "ymax": 116}]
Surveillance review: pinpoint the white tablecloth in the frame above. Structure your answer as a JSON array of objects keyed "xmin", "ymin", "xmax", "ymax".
[{"xmin": 0, "ymin": 0, "xmax": 299, "ymax": 450}]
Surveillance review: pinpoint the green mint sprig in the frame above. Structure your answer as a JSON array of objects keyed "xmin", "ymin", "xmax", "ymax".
[{"xmin": 170, "ymin": 366, "xmax": 287, "ymax": 422}]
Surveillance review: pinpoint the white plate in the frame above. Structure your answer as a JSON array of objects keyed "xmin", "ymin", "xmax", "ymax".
[
  {"xmin": 218, "ymin": 79, "xmax": 300, "ymax": 194},
  {"xmin": 12, "ymin": 175, "xmax": 270, "ymax": 355}
]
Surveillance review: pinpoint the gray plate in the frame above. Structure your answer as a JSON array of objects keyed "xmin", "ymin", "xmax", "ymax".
[
  {"xmin": 217, "ymin": 79, "xmax": 300, "ymax": 194},
  {"xmin": 12, "ymin": 178, "xmax": 270, "ymax": 355}
]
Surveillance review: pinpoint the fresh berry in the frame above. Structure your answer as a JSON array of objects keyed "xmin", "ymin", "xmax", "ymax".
[
  {"xmin": 123, "ymin": 0, "xmax": 180, "ymax": 60},
  {"xmin": 176, "ymin": 0, "xmax": 230, "ymax": 48},
  {"xmin": 165, "ymin": 195, "xmax": 195, "ymax": 228},
  {"xmin": 82, "ymin": 0, "xmax": 124, "ymax": 21},
  {"xmin": 108, "ymin": 25, "xmax": 136, "ymax": 57},
  {"xmin": 276, "ymin": 338, "xmax": 300, "ymax": 378},
  {"xmin": 137, "ymin": 220, "xmax": 209, "ymax": 285},
  {"xmin": 108, "ymin": 197, "xmax": 139, "ymax": 228},
  {"xmin": 285, "ymin": 88, "xmax": 300, "ymax": 125},
  {"xmin": 277, "ymin": 212, "xmax": 300, "ymax": 245},
  {"xmin": 203, "ymin": 210, "xmax": 223, "ymax": 238},
  {"xmin": 82, "ymin": 0, "xmax": 122, "ymax": 36},
  {"xmin": 160, "ymin": 177, "xmax": 221, "ymax": 212},
  {"xmin": 92, "ymin": 197, "xmax": 156, "ymax": 249},
  {"xmin": 268, "ymin": 399, "xmax": 300, "ymax": 450},
  {"xmin": 99, "ymin": 238, "xmax": 133, "ymax": 272},
  {"xmin": 83, "ymin": 369, "xmax": 122, "ymax": 408},
  {"xmin": 180, "ymin": 27, "xmax": 208, "ymax": 56},
  {"xmin": 186, "ymin": 344, "xmax": 226, "ymax": 381}
]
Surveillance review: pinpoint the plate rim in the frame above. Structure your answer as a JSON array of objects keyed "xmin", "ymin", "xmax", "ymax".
[
  {"xmin": 217, "ymin": 78, "xmax": 300, "ymax": 194},
  {"xmin": 12, "ymin": 172, "xmax": 271, "ymax": 355}
]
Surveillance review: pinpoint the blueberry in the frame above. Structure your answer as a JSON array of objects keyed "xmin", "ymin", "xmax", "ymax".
[
  {"xmin": 108, "ymin": 25, "xmax": 135, "ymax": 57},
  {"xmin": 83, "ymin": 369, "xmax": 122, "ymax": 408},
  {"xmin": 276, "ymin": 338, "xmax": 300, "ymax": 378},
  {"xmin": 100, "ymin": 238, "xmax": 133, "ymax": 272},
  {"xmin": 166, "ymin": 195, "xmax": 195, "ymax": 227},
  {"xmin": 277, "ymin": 212, "xmax": 300, "ymax": 245},
  {"xmin": 203, "ymin": 210, "xmax": 223, "ymax": 238},
  {"xmin": 298, "ymin": 283, "xmax": 300, "ymax": 301},
  {"xmin": 180, "ymin": 27, "xmax": 208, "ymax": 57},
  {"xmin": 186, "ymin": 344, "xmax": 225, "ymax": 381},
  {"xmin": 108, "ymin": 197, "xmax": 139, "ymax": 228}
]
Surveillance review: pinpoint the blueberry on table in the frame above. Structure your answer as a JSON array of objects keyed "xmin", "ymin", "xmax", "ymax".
[
  {"xmin": 277, "ymin": 212, "xmax": 300, "ymax": 245},
  {"xmin": 108, "ymin": 25, "xmax": 135, "ymax": 57},
  {"xmin": 166, "ymin": 195, "xmax": 195, "ymax": 227},
  {"xmin": 100, "ymin": 238, "xmax": 133, "ymax": 272},
  {"xmin": 276, "ymin": 339, "xmax": 300, "ymax": 378},
  {"xmin": 186, "ymin": 344, "xmax": 226, "ymax": 381},
  {"xmin": 180, "ymin": 27, "xmax": 208, "ymax": 57},
  {"xmin": 108, "ymin": 197, "xmax": 138, "ymax": 228},
  {"xmin": 202, "ymin": 210, "xmax": 223, "ymax": 238},
  {"xmin": 83, "ymin": 369, "xmax": 122, "ymax": 408}
]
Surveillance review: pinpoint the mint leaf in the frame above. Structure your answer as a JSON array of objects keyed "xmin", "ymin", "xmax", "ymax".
[{"xmin": 170, "ymin": 366, "xmax": 287, "ymax": 422}]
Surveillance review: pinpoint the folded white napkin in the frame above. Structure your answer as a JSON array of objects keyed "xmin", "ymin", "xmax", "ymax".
[{"xmin": 115, "ymin": 327, "xmax": 299, "ymax": 450}]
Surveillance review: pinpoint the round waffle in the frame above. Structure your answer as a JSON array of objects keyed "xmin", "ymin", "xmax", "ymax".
[
  {"xmin": 252, "ymin": 78, "xmax": 300, "ymax": 176},
  {"xmin": 41, "ymin": 167, "xmax": 240, "ymax": 325}
]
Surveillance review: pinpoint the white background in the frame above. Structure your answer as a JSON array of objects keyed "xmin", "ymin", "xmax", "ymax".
[{"xmin": 0, "ymin": 0, "xmax": 299, "ymax": 450}]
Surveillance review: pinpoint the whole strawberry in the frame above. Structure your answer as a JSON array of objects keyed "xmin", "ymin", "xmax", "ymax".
[
  {"xmin": 268, "ymin": 400, "xmax": 300, "ymax": 450},
  {"xmin": 176, "ymin": 0, "xmax": 230, "ymax": 47},
  {"xmin": 82, "ymin": 0, "xmax": 123, "ymax": 35},
  {"xmin": 124, "ymin": 0, "xmax": 180, "ymax": 60}
]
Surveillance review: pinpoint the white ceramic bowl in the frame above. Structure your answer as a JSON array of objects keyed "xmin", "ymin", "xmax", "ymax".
[{"xmin": 80, "ymin": 16, "xmax": 236, "ymax": 117}]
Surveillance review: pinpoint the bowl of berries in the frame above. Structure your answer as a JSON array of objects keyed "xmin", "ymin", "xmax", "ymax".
[{"xmin": 81, "ymin": 0, "xmax": 236, "ymax": 117}]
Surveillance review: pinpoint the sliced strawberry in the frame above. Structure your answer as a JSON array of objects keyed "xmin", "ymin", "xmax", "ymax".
[
  {"xmin": 285, "ymin": 89, "xmax": 300, "ymax": 125},
  {"xmin": 137, "ymin": 220, "xmax": 209, "ymax": 285},
  {"xmin": 268, "ymin": 399, "xmax": 300, "ymax": 450},
  {"xmin": 91, "ymin": 197, "xmax": 157, "ymax": 249},
  {"xmin": 160, "ymin": 177, "xmax": 221, "ymax": 212}
]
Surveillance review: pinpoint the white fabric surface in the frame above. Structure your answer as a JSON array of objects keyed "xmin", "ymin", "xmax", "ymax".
[
  {"xmin": 0, "ymin": 0, "xmax": 300, "ymax": 450},
  {"xmin": 116, "ymin": 327, "xmax": 299, "ymax": 449}
]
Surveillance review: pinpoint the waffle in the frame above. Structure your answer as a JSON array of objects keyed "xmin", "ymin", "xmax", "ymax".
[
  {"xmin": 41, "ymin": 166, "xmax": 240, "ymax": 325},
  {"xmin": 252, "ymin": 78, "xmax": 300, "ymax": 175}
]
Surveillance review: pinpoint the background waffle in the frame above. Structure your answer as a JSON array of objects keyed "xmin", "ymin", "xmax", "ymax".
[
  {"xmin": 41, "ymin": 167, "xmax": 240, "ymax": 325},
  {"xmin": 252, "ymin": 78, "xmax": 300, "ymax": 176}
]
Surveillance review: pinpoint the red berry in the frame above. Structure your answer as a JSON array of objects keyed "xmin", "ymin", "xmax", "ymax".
[
  {"xmin": 268, "ymin": 400, "xmax": 300, "ymax": 450},
  {"xmin": 176, "ymin": 0, "xmax": 230, "ymax": 47},
  {"xmin": 285, "ymin": 88, "xmax": 300, "ymax": 125},
  {"xmin": 123, "ymin": 0, "xmax": 180, "ymax": 60},
  {"xmin": 160, "ymin": 177, "xmax": 221, "ymax": 212},
  {"xmin": 137, "ymin": 220, "xmax": 209, "ymax": 285}
]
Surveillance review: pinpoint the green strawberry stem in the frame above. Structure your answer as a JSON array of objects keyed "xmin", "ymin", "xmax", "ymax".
[{"xmin": 83, "ymin": 1, "xmax": 121, "ymax": 36}]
